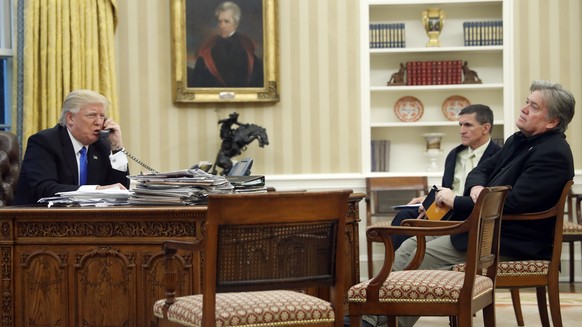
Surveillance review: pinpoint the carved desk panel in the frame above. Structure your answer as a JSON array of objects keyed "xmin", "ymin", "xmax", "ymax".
[{"xmin": 0, "ymin": 194, "xmax": 363, "ymax": 327}]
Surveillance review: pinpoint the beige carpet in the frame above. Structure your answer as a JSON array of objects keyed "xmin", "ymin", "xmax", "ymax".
[{"xmin": 416, "ymin": 291, "xmax": 582, "ymax": 326}]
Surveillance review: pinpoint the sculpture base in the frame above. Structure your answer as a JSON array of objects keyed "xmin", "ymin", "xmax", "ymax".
[{"xmin": 425, "ymin": 149, "xmax": 442, "ymax": 171}]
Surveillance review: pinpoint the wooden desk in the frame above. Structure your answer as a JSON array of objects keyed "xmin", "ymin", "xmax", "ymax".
[{"xmin": 0, "ymin": 193, "xmax": 363, "ymax": 327}]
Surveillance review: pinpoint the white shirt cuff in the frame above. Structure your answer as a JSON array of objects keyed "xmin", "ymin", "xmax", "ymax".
[{"xmin": 109, "ymin": 150, "xmax": 129, "ymax": 172}]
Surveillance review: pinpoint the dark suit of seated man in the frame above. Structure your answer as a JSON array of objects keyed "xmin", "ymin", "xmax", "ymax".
[
  {"xmin": 14, "ymin": 89, "xmax": 130, "ymax": 205},
  {"xmin": 390, "ymin": 104, "xmax": 501, "ymax": 250},
  {"xmin": 361, "ymin": 80, "xmax": 576, "ymax": 327}
]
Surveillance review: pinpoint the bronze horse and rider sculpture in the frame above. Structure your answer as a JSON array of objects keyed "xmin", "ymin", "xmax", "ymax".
[{"xmin": 212, "ymin": 112, "xmax": 269, "ymax": 175}]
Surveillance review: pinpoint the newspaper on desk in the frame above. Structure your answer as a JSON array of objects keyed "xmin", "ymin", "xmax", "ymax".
[
  {"xmin": 128, "ymin": 168, "xmax": 234, "ymax": 205},
  {"xmin": 38, "ymin": 188, "xmax": 133, "ymax": 207}
]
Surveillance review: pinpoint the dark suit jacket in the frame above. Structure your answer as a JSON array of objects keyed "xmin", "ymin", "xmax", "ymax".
[
  {"xmin": 389, "ymin": 141, "xmax": 500, "ymax": 249},
  {"xmin": 441, "ymin": 141, "xmax": 502, "ymax": 192},
  {"xmin": 450, "ymin": 131, "xmax": 574, "ymax": 259},
  {"xmin": 13, "ymin": 124, "xmax": 130, "ymax": 205}
]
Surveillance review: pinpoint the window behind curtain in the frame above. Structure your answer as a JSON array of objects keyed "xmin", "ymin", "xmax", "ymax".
[{"xmin": 0, "ymin": 0, "xmax": 14, "ymax": 131}]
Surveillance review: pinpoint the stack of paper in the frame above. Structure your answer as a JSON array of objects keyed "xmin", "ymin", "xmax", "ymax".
[
  {"xmin": 128, "ymin": 169, "xmax": 233, "ymax": 205},
  {"xmin": 38, "ymin": 188, "xmax": 133, "ymax": 207},
  {"xmin": 226, "ymin": 175, "xmax": 267, "ymax": 193}
]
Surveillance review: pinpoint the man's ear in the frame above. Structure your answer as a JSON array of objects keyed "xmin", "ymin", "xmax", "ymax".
[
  {"xmin": 66, "ymin": 111, "xmax": 74, "ymax": 125},
  {"xmin": 546, "ymin": 118, "xmax": 559, "ymax": 130},
  {"xmin": 483, "ymin": 122, "xmax": 492, "ymax": 134}
]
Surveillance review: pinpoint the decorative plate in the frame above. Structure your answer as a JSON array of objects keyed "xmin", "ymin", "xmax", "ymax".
[
  {"xmin": 442, "ymin": 95, "xmax": 471, "ymax": 121},
  {"xmin": 394, "ymin": 96, "xmax": 424, "ymax": 122}
]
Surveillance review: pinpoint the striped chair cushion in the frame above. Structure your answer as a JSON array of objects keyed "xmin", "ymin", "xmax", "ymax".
[
  {"xmin": 564, "ymin": 221, "xmax": 582, "ymax": 234},
  {"xmin": 153, "ymin": 290, "xmax": 334, "ymax": 327},
  {"xmin": 453, "ymin": 260, "xmax": 550, "ymax": 276},
  {"xmin": 347, "ymin": 270, "xmax": 493, "ymax": 303}
]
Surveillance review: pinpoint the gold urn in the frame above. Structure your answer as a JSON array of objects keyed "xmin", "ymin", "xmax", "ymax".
[{"xmin": 422, "ymin": 8, "xmax": 445, "ymax": 47}]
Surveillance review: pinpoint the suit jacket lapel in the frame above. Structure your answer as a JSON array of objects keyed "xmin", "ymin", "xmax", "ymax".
[{"xmin": 59, "ymin": 126, "xmax": 79, "ymax": 184}]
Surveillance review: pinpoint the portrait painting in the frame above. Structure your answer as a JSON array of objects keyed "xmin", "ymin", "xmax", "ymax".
[{"xmin": 171, "ymin": 0, "xmax": 279, "ymax": 103}]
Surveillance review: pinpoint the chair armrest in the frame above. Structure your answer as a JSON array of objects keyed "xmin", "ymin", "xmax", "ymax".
[
  {"xmin": 401, "ymin": 219, "xmax": 461, "ymax": 228},
  {"xmin": 162, "ymin": 239, "xmax": 203, "ymax": 255},
  {"xmin": 503, "ymin": 208, "xmax": 557, "ymax": 221},
  {"xmin": 162, "ymin": 240, "xmax": 203, "ymax": 307}
]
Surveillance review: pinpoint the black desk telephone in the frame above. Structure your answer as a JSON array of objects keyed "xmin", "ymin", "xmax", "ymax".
[{"xmin": 228, "ymin": 157, "xmax": 253, "ymax": 176}]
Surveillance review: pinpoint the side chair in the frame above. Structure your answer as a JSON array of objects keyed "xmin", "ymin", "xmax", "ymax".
[
  {"xmin": 453, "ymin": 180, "xmax": 572, "ymax": 327},
  {"xmin": 365, "ymin": 176, "xmax": 428, "ymax": 279},
  {"xmin": 348, "ymin": 185, "xmax": 510, "ymax": 327},
  {"xmin": 494, "ymin": 180, "xmax": 572, "ymax": 327},
  {"xmin": 153, "ymin": 190, "xmax": 352, "ymax": 327}
]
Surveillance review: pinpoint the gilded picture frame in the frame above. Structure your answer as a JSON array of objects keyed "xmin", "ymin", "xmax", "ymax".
[{"xmin": 171, "ymin": 0, "xmax": 279, "ymax": 103}]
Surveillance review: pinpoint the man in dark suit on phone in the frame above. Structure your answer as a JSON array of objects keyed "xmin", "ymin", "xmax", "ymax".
[
  {"xmin": 13, "ymin": 89, "xmax": 131, "ymax": 205},
  {"xmin": 389, "ymin": 104, "xmax": 501, "ymax": 250}
]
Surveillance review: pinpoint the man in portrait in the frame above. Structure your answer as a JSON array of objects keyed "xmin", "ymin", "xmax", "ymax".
[{"xmin": 187, "ymin": 1, "xmax": 264, "ymax": 88}]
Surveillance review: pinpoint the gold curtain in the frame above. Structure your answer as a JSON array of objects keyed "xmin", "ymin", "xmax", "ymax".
[{"xmin": 15, "ymin": 0, "xmax": 118, "ymax": 149}]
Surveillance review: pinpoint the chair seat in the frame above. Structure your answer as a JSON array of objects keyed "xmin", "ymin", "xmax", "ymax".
[
  {"xmin": 153, "ymin": 290, "xmax": 334, "ymax": 327},
  {"xmin": 564, "ymin": 221, "xmax": 582, "ymax": 234},
  {"xmin": 348, "ymin": 270, "xmax": 493, "ymax": 304},
  {"xmin": 453, "ymin": 260, "xmax": 550, "ymax": 276}
]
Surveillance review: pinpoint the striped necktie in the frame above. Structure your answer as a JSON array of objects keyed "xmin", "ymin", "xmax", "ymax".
[{"xmin": 79, "ymin": 147, "xmax": 87, "ymax": 185}]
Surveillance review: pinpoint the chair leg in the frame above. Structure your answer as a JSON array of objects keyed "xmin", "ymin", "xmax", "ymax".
[
  {"xmin": 535, "ymin": 286, "xmax": 550, "ymax": 327},
  {"xmin": 547, "ymin": 278, "xmax": 564, "ymax": 327},
  {"xmin": 367, "ymin": 240, "xmax": 374, "ymax": 279},
  {"xmin": 510, "ymin": 288, "xmax": 525, "ymax": 326},
  {"xmin": 349, "ymin": 315, "xmax": 362, "ymax": 327},
  {"xmin": 569, "ymin": 241, "xmax": 575, "ymax": 283},
  {"xmin": 387, "ymin": 316, "xmax": 397, "ymax": 327},
  {"xmin": 482, "ymin": 303, "xmax": 496, "ymax": 327},
  {"xmin": 458, "ymin": 310, "xmax": 473, "ymax": 327}
]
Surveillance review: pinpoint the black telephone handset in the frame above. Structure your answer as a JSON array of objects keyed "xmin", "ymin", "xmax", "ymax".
[
  {"xmin": 228, "ymin": 157, "xmax": 253, "ymax": 176},
  {"xmin": 99, "ymin": 129, "xmax": 159, "ymax": 174}
]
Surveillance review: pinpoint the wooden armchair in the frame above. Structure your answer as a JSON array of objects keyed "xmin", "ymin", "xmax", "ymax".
[
  {"xmin": 153, "ymin": 190, "xmax": 352, "ymax": 327},
  {"xmin": 365, "ymin": 176, "xmax": 428, "ymax": 278},
  {"xmin": 453, "ymin": 180, "xmax": 572, "ymax": 327},
  {"xmin": 348, "ymin": 186, "xmax": 510, "ymax": 327},
  {"xmin": 494, "ymin": 180, "xmax": 572, "ymax": 327}
]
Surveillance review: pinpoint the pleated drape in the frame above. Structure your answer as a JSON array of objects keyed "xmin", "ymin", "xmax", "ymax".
[{"xmin": 14, "ymin": 0, "xmax": 118, "ymax": 150}]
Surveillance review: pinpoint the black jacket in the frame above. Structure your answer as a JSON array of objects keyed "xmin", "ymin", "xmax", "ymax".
[
  {"xmin": 14, "ymin": 124, "xmax": 130, "ymax": 205},
  {"xmin": 441, "ymin": 141, "xmax": 502, "ymax": 192},
  {"xmin": 450, "ymin": 131, "xmax": 574, "ymax": 260}
]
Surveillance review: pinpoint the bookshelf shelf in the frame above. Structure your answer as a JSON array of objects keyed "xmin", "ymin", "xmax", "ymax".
[
  {"xmin": 370, "ymin": 45, "xmax": 503, "ymax": 54},
  {"xmin": 360, "ymin": 0, "xmax": 514, "ymax": 175}
]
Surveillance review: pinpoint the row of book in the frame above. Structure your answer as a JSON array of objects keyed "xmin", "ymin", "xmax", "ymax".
[
  {"xmin": 463, "ymin": 21, "xmax": 503, "ymax": 46},
  {"xmin": 405, "ymin": 60, "xmax": 463, "ymax": 86},
  {"xmin": 368, "ymin": 20, "xmax": 502, "ymax": 48},
  {"xmin": 369, "ymin": 23, "xmax": 405, "ymax": 48},
  {"xmin": 371, "ymin": 140, "xmax": 390, "ymax": 172}
]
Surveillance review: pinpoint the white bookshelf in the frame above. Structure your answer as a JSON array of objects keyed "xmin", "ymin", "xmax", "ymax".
[{"xmin": 360, "ymin": 0, "xmax": 514, "ymax": 176}]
